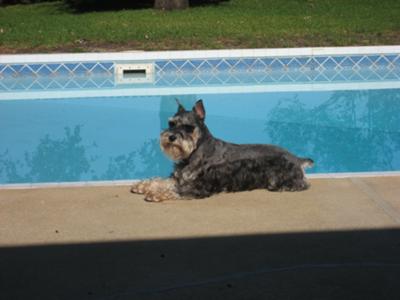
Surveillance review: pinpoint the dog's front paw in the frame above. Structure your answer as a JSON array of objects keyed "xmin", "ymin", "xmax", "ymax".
[
  {"xmin": 144, "ymin": 188, "xmax": 181, "ymax": 203},
  {"xmin": 144, "ymin": 192, "xmax": 164, "ymax": 203},
  {"xmin": 131, "ymin": 178, "xmax": 180, "ymax": 202},
  {"xmin": 130, "ymin": 180, "xmax": 150, "ymax": 194}
]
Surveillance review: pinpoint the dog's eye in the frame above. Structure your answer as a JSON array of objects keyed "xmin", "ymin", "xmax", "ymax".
[
  {"xmin": 183, "ymin": 125, "xmax": 195, "ymax": 133},
  {"xmin": 168, "ymin": 121, "xmax": 176, "ymax": 128}
]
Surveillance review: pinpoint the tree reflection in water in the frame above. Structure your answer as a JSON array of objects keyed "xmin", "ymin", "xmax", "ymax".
[
  {"xmin": 265, "ymin": 89, "xmax": 400, "ymax": 172},
  {"xmin": 0, "ymin": 126, "xmax": 160, "ymax": 183},
  {"xmin": 0, "ymin": 96, "xmax": 199, "ymax": 184},
  {"xmin": 98, "ymin": 151, "xmax": 137, "ymax": 181},
  {"xmin": 0, "ymin": 126, "xmax": 93, "ymax": 183}
]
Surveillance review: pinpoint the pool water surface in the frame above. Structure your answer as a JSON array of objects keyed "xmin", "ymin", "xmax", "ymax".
[{"xmin": 1, "ymin": 88, "xmax": 400, "ymax": 185}]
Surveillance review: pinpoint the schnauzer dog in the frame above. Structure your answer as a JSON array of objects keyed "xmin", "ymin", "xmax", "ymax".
[{"xmin": 131, "ymin": 100, "xmax": 313, "ymax": 202}]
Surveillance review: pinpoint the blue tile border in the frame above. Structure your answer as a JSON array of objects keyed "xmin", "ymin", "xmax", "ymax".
[
  {"xmin": 155, "ymin": 54, "xmax": 400, "ymax": 74},
  {"xmin": 1, "ymin": 54, "xmax": 399, "ymax": 78},
  {"xmin": 0, "ymin": 61, "xmax": 114, "ymax": 78},
  {"xmin": 0, "ymin": 52, "xmax": 399, "ymax": 92}
]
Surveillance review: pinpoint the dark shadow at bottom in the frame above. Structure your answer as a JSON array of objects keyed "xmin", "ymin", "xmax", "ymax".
[{"xmin": 1, "ymin": 229, "xmax": 400, "ymax": 299}]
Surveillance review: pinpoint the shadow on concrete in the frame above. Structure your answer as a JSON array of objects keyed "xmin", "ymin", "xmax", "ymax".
[{"xmin": 1, "ymin": 229, "xmax": 400, "ymax": 299}]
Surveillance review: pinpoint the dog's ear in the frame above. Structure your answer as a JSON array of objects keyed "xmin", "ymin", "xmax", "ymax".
[
  {"xmin": 193, "ymin": 100, "xmax": 205, "ymax": 120},
  {"xmin": 175, "ymin": 98, "xmax": 185, "ymax": 113}
]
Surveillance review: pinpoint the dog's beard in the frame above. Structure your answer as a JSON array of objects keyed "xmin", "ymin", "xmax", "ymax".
[{"xmin": 160, "ymin": 133, "xmax": 196, "ymax": 161}]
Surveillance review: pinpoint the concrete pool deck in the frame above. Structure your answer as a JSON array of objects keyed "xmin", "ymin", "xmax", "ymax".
[{"xmin": 1, "ymin": 176, "xmax": 400, "ymax": 299}]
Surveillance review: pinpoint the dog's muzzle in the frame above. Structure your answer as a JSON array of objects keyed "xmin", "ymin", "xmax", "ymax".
[
  {"xmin": 160, "ymin": 131, "xmax": 177, "ymax": 146},
  {"xmin": 160, "ymin": 131, "xmax": 181, "ymax": 160},
  {"xmin": 160, "ymin": 130, "xmax": 196, "ymax": 161}
]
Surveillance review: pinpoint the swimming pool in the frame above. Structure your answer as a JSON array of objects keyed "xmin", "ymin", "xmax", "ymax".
[{"xmin": 1, "ymin": 47, "xmax": 400, "ymax": 186}]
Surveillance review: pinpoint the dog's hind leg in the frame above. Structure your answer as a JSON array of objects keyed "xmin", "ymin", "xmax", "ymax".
[
  {"xmin": 131, "ymin": 178, "xmax": 181, "ymax": 202},
  {"xmin": 266, "ymin": 164, "xmax": 311, "ymax": 192},
  {"xmin": 282, "ymin": 170, "xmax": 311, "ymax": 192}
]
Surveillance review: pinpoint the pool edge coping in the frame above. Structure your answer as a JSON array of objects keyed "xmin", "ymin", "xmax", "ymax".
[
  {"xmin": 1, "ymin": 45, "xmax": 400, "ymax": 64},
  {"xmin": 1, "ymin": 172, "xmax": 400, "ymax": 190}
]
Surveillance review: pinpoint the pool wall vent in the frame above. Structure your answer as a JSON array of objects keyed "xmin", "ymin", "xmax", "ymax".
[{"xmin": 115, "ymin": 63, "xmax": 155, "ymax": 84}]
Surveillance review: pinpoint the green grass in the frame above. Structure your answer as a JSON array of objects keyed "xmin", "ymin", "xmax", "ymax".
[{"xmin": 1, "ymin": 0, "xmax": 400, "ymax": 53}]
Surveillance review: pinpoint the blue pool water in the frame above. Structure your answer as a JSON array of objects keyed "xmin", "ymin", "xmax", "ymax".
[{"xmin": 1, "ymin": 88, "xmax": 400, "ymax": 184}]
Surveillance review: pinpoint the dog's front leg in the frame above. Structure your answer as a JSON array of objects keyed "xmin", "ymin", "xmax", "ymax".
[{"xmin": 131, "ymin": 178, "xmax": 181, "ymax": 202}]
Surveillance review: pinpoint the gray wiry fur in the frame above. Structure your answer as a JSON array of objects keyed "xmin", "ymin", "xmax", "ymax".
[{"xmin": 132, "ymin": 99, "xmax": 313, "ymax": 201}]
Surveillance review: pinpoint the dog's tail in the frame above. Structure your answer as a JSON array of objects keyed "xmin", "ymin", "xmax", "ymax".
[{"xmin": 300, "ymin": 158, "xmax": 314, "ymax": 169}]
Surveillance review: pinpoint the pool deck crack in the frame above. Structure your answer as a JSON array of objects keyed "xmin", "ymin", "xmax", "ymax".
[{"xmin": 350, "ymin": 177, "xmax": 400, "ymax": 225}]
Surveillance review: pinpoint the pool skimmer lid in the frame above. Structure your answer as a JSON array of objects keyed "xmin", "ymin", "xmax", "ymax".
[{"xmin": 115, "ymin": 63, "xmax": 155, "ymax": 84}]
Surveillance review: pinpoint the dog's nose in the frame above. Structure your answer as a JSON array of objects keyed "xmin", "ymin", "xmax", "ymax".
[{"xmin": 168, "ymin": 135, "xmax": 177, "ymax": 142}]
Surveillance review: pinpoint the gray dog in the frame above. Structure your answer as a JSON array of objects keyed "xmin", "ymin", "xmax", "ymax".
[{"xmin": 131, "ymin": 99, "xmax": 313, "ymax": 202}]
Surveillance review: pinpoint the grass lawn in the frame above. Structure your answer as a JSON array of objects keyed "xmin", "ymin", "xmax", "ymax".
[{"xmin": 0, "ymin": 0, "xmax": 399, "ymax": 53}]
